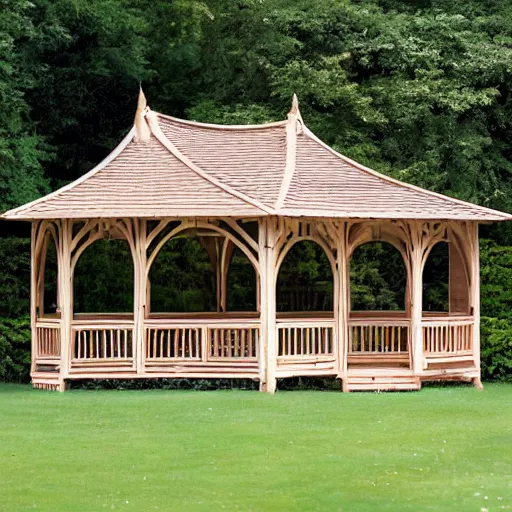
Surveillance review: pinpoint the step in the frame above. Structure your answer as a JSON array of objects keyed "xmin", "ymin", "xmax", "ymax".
[
  {"xmin": 31, "ymin": 372, "xmax": 65, "ymax": 391},
  {"xmin": 346, "ymin": 367, "xmax": 420, "ymax": 391}
]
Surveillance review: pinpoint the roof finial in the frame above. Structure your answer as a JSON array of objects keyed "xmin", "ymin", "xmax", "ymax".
[
  {"xmin": 134, "ymin": 86, "xmax": 151, "ymax": 142},
  {"xmin": 288, "ymin": 93, "xmax": 303, "ymax": 134},
  {"xmin": 290, "ymin": 93, "xmax": 299, "ymax": 115}
]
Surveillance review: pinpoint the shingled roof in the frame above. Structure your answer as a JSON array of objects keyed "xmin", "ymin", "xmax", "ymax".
[{"xmin": 3, "ymin": 91, "xmax": 511, "ymax": 221}]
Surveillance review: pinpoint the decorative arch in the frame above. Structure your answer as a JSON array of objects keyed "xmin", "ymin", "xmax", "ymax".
[
  {"xmin": 226, "ymin": 246, "xmax": 258, "ymax": 312},
  {"xmin": 145, "ymin": 220, "xmax": 259, "ymax": 278},
  {"xmin": 35, "ymin": 222, "xmax": 61, "ymax": 316},
  {"xmin": 422, "ymin": 235, "xmax": 471, "ymax": 315},
  {"xmin": 347, "ymin": 221, "xmax": 411, "ymax": 275},
  {"xmin": 69, "ymin": 219, "xmax": 138, "ymax": 314},
  {"xmin": 276, "ymin": 235, "xmax": 336, "ymax": 277},
  {"xmin": 276, "ymin": 238, "xmax": 335, "ymax": 313},
  {"xmin": 149, "ymin": 235, "xmax": 217, "ymax": 313},
  {"xmin": 349, "ymin": 240, "xmax": 409, "ymax": 312}
]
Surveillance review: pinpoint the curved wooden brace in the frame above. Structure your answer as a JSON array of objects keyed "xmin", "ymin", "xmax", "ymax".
[
  {"xmin": 145, "ymin": 219, "xmax": 171, "ymax": 251},
  {"xmin": 34, "ymin": 220, "xmax": 53, "ymax": 262},
  {"xmin": 70, "ymin": 219, "xmax": 97, "ymax": 253},
  {"xmin": 420, "ymin": 233, "xmax": 449, "ymax": 271},
  {"xmin": 114, "ymin": 218, "xmax": 138, "ymax": 264},
  {"xmin": 220, "ymin": 238, "xmax": 235, "ymax": 312},
  {"xmin": 34, "ymin": 221, "xmax": 62, "ymax": 313},
  {"xmin": 223, "ymin": 218, "xmax": 259, "ymax": 254},
  {"xmin": 146, "ymin": 221, "xmax": 260, "ymax": 277},
  {"xmin": 71, "ymin": 229, "xmax": 104, "ymax": 273}
]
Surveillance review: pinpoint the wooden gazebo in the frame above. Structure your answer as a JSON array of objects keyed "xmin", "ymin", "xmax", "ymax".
[{"xmin": 3, "ymin": 91, "xmax": 511, "ymax": 392}]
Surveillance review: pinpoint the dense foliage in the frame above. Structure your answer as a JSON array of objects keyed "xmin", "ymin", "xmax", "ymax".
[{"xmin": 1, "ymin": 0, "xmax": 512, "ymax": 381}]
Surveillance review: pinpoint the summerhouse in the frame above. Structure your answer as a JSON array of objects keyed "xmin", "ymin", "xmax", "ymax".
[{"xmin": 2, "ymin": 91, "xmax": 511, "ymax": 392}]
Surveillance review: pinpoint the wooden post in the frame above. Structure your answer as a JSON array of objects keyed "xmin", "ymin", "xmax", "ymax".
[
  {"xmin": 58, "ymin": 219, "xmax": 73, "ymax": 390},
  {"xmin": 471, "ymin": 222, "xmax": 483, "ymax": 389},
  {"xmin": 135, "ymin": 219, "xmax": 147, "ymax": 374},
  {"xmin": 258, "ymin": 217, "xmax": 277, "ymax": 393},
  {"xmin": 30, "ymin": 222, "xmax": 38, "ymax": 376},
  {"xmin": 336, "ymin": 222, "xmax": 350, "ymax": 391},
  {"xmin": 410, "ymin": 222, "xmax": 424, "ymax": 376}
]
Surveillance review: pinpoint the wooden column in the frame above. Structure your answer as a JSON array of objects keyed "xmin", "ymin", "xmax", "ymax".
[
  {"xmin": 30, "ymin": 222, "xmax": 38, "ymax": 376},
  {"xmin": 471, "ymin": 222, "xmax": 482, "ymax": 388},
  {"xmin": 134, "ymin": 219, "xmax": 147, "ymax": 374},
  {"xmin": 336, "ymin": 222, "xmax": 350, "ymax": 390},
  {"xmin": 410, "ymin": 222, "xmax": 424, "ymax": 376},
  {"xmin": 258, "ymin": 217, "xmax": 277, "ymax": 393},
  {"xmin": 58, "ymin": 219, "xmax": 73, "ymax": 390}
]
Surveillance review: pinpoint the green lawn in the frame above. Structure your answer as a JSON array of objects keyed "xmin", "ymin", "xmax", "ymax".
[{"xmin": 0, "ymin": 384, "xmax": 511, "ymax": 511}]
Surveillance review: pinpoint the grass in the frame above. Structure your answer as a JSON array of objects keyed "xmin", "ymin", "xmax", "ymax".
[{"xmin": 0, "ymin": 383, "xmax": 511, "ymax": 511}]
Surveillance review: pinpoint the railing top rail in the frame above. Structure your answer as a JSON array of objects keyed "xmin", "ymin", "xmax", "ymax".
[
  {"xmin": 276, "ymin": 313, "xmax": 335, "ymax": 325},
  {"xmin": 276, "ymin": 320, "xmax": 336, "ymax": 328},
  {"xmin": 72, "ymin": 319, "xmax": 134, "ymax": 328},
  {"xmin": 36, "ymin": 318, "xmax": 61, "ymax": 326},
  {"xmin": 421, "ymin": 311, "xmax": 471, "ymax": 318},
  {"xmin": 349, "ymin": 318, "xmax": 410, "ymax": 326},
  {"xmin": 349, "ymin": 310, "xmax": 408, "ymax": 319},
  {"xmin": 276, "ymin": 311, "xmax": 334, "ymax": 320},
  {"xmin": 74, "ymin": 313, "xmax": 134, "ymax": 320},
  {"xmin": 148, "ymin": 312, "xmax": 259, "ymax": 320},
  {"xmin": 144, "ymin": 318, "xmax": 260, "ymax": 327},
  {"xmin": 421, "ymin": 316, "xmax": 474, "ymax": 324}
]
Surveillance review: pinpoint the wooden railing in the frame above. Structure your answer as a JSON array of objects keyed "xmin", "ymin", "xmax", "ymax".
[
  {"xmin": 144, "ymin": 316, "xmax": 260, "ymax": 364},
  {"xmin": 209, "ymin": 327, "xmax": 259, "ymax": 359},
  {"xmin": 349, "ymin": 316, "xmax": 409, "ymax": 354},
  {"xmin": 275, "ymin": 316, "xmax": 336, "ymax": 377},
  {"xmin": 71, "ymin": 320, "xmax": 134, "ymax": 367},
  {"xmin": 35, "ymin": 319, "xmax": 61, "ymax": 363},
  {"xmin": 277, "ymin": 319, "xmax": 335, "ymax": 358},
  {"xmin": 146, "ymin": 327, "xmax": 202, "ymax": 359},
  {"xmin": 422, "ymin": 316, "xmax": 473, "ymax": 356},
  {"xmin": 348, "ymin": 313, "xmax": 410, "ymax": 367}
]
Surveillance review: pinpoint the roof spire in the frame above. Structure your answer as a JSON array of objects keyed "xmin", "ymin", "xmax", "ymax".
[
  {"xmin": 134, "ymin": 86, "xmax": 151, "ymax": 142},
  {"xmin": 290, "ymin": 93, "xmax": 299, "ymax": 115},
  {"xmin": 287, "ymin": 93, "xmax": 303, "ymax": 134}
]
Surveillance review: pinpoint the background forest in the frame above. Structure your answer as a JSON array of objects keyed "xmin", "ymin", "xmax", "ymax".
[{"xmin": 1, "ymin": 0, "xmax": 512, "ymax": 383}]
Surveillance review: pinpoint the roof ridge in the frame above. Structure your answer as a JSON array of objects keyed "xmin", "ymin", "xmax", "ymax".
[
  {"xmin": 146, "ymin": 111, "xmax": 276, "ymax": 215},
  {"xmin": 275, "ymin": 94, "xmax": 301, "ymax": 209},
  {"xmin": 301, "ymin": 126, "xmax": 512, "ymax": 221},
  {"xmin": 155, "ymin": 112, "xmax": 288, "ymax": 131},
  {"xmin": 2, "ymin": 127, "xmax": 136, "ymax": 219}
]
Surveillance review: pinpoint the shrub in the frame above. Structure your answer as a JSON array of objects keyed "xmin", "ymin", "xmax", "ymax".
[
  {"xmin": 480, "ymin": 316, "xmax": 512, "ymax": 383},
  {"xmin": 0, "ymin": 317, "xmax": 31, "ymax": 383}
]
